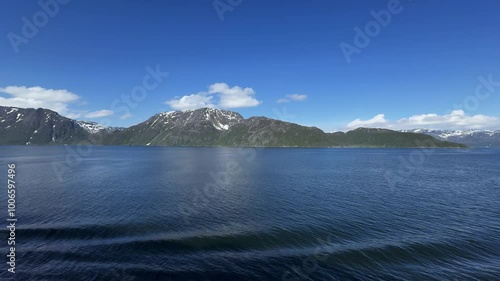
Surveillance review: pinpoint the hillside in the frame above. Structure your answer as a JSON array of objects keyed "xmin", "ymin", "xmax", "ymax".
[{"xmin": 0, "ymin": 106, "xmax": 466, "ymax": 148}]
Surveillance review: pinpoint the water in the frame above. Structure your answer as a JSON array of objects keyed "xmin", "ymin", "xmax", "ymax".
[{"xmin": 0, "ymin": 146, "xmax": 499, "ymax": 280}]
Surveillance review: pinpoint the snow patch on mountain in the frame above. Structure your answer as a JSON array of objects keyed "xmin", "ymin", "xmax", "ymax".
[
  {"xmin": 77, "ymin": 121, "xmax": 117, "ymax": 134},
  {"xmin": 148, "ymin": 108, "xmax": 243, "ymax": 131},
  {"xmin": 403, "ymin": 129, "xmax": 500, "ymax": 147},
  {"xmin": 6, "ymin": 108, "xmax": 18, "ymax": 114}
]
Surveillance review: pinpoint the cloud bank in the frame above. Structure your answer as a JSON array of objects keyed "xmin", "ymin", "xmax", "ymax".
[
  {"xmin": 0, "ymin": 86, "xmax": 79, "ymax": 114},
  {"xmin": 347, "ymin": 110, "xmax": 500, "ymax": 130},
  {"xmin": 165, "ymin": 83, "xmax": 262, "ymax": 110},
  {"xmin": 0, "ymin": 86, "xmax": 113, "ymax": 119}
]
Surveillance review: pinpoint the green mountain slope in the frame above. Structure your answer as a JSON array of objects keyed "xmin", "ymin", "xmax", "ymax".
[
  {"xmin": 0, "ymin": 106, "xmax": 467, "ymax": 148},
  {"xmin": 329, "ymin": 128, "xmax": 467, "ymax": 148}
]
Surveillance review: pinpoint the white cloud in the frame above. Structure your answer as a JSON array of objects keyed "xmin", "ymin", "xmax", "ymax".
[
  {"xmin": 0, "ymin": 86, "xmax": 80, "ymax": 115},
  {"xmin": 165, "ymin": 93, "xmax": 215, "ymax": 111},
  {"xmin": 346, "ymin": 110, "xmax": 500, "ymax": 130},
  {"xmin": 0, "ymin": 85, "xmax": 114, "ymax": 120},
  {"xmin": 209, "ymin": 83, "xmax": 261, "ymax": 108},
  {"xmin": 84, "ymin": 110, "xmax": 114, "ymax": 118},
  {"xmin": 347, "ymin": 114, "xmax": 388, "ymax": 128},
  {"xmin": 277, "ymin": 94, "xmax": 307, "ymax": 103},
  {"xmin": 165, "ymin": 83, "xmax": 261, "ymax": 110},
  {"xmin": 288, "ymin": 94, "xmax": 307, "ymax": 101}
]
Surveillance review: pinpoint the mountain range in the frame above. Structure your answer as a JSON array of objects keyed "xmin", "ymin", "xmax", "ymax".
[
  {"xmin": 403, "ymin": 129, "xmax": 500, "ymax": 147},
  {"xmin": 0, "ymin": 106, "xmax": 472, "ymax": 148}
]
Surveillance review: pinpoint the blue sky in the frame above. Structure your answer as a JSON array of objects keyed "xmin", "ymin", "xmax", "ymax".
[{"xmin": 1, "ymin": 0, "xmax": 500, "ymax": 131}]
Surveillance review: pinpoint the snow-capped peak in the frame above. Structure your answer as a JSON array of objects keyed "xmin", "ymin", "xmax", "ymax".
[
  {"xmin": 148, "ymin": 108, "xmax": 243, "ymax": 131},
  {"xmin": 403, "ymin": 129, "xmax": 500, "ymax": 139},
  {"xmin": 402, "ymin": 129, "xmax": 500, "ymax": 147}
]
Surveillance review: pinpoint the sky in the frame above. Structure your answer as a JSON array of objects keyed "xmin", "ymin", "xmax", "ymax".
[{"xmin": 1, "ymin": 0, "xmax": 500, "ymax": 131}]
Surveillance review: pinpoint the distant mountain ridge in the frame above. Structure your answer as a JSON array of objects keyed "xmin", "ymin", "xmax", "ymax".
[
  {"xmin": 0, "ymin": 106, "xmax": 466, "ymax": 148},
  {"xmin": 403, "ymin": 129, "xmax": 500, "ymax": 147},
  {"xmin": 76, "ymin": 121, "xmax": 123, "ymax": 134}
]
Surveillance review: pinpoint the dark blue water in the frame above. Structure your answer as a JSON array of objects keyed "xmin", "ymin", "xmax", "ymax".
[{"xmin": 0, "ymin": 146, "xmax": 499, "ymax": 280}]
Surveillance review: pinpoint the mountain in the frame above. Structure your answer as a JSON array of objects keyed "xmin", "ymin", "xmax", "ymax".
[
  {"xmin": 101, "ymin": 107, "xmax": 465, "ymax": 148},
  {"xmin": 330, "ymin": 128, "xmax": 468, "ymax": 148},
  {"xmin": 102, "ymin": 108, "xmax": 244, "ymax": 146},
  {"xmin": 0, "ymin": 106, "xmax": 466, "ymax": 148},
  {"xmin": 216, "ymin": 116, "xmax": 332, "ymax": 147},
  {"xmin": 403, "ymin": 129, "xmax": 500, "ymax": 147},
  {"xmin": 0, "ymin": 107, "xmax": 123, "ymax": 145},
  {"xmin": 101, "ymin": 108, "xmax": 332, "ymax": 146},
  {"xmin": 0, "ymin": 107, "xmax": 90, "ymax": 145}
]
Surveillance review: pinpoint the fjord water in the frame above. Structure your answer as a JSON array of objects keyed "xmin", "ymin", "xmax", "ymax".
[{"xmin": 0, "ymin": 147, "xmax": 499, "ymax": 280}]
